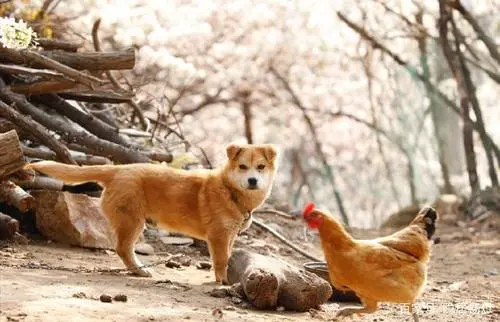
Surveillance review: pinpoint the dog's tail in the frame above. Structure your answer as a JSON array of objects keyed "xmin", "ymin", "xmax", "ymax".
[{"xmin": 25, "ymin": 161, "xmax": 117, "ymax": 186}]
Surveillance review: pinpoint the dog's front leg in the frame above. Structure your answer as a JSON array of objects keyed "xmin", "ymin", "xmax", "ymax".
[{"xmin": 207, "ymin": 231, "xmax": 235, "ymax": 284}]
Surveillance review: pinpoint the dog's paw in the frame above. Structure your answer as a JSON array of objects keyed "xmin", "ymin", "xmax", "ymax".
[{"xmin": 131, "ymin": 267, "xmax": 153, "ymax": 277}]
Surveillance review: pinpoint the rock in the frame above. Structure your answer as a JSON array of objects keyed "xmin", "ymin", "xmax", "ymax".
[
  {"xmin": 484, "ymin": 269, "xmax": 498, "ymax": 277},
  {"xmin": 31, "ymin": 191, "xmax": 115, "ymax": 249},
  {"xmin": 134, "ymin": 243, "xmax": 154, "ymax": 255},
  {"xmin": 224, "ymin": 305, "xmax": 236, "ymax": 311},
  {"xmin": 160, "ymin": 236, "xmax": 194, "ymax": 246},
  {"xmin": 276, "ymin": 306, "xmax": 285, "ymax": 312},
  {"xmin": 211, "ymin": 308, "xmax": 223, "ymax": 319},
  {"xmin": 72, "ymin": 292, "xmax": 87, "ymax": 299},
  {"xmin": 165, "ymin": 260, "xmax": 181, "ymax": 268},
  {"xmin": 449, "ymin": 281, "xmax": 468, "ymax": 291},
  {"xmin": 99, "ymin": 294, "xmax": 112, "ymax": 303},
  {"xmin": 210, "ymin": 287, "xmax": 229, "ymax": 298},
  {"xmin": 196, "ymin": 261, "xmax": 212, "ymax": 270},
  {"xmin": 113, "ymin": 294, "xmax": 128, "ymax": 302},
  {"xmin": 231, "ymin": 297, "xmax": 242, "ymax": 305},
  {"xmin": 176, "ymin": 255, "xmax": 192, "ymax": 266},
  {"xmin": 0, "ymin": 212, "xmax": 19, "ymax": 240}
]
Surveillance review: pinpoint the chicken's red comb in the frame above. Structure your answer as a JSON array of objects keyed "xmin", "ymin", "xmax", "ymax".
[{"xmin": 303, "ymin": 202, "xmax": 315, "ymax": 217}]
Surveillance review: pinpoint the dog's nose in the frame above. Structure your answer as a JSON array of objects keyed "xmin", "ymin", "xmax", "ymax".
[{"xmin": 248, "ymin": 177, "xmax": 258, "ymax": 187}]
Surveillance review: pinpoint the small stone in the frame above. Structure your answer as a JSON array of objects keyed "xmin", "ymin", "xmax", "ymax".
[
  {"xmin": 113, "ymin": 294, "xmax": 128, "ymax": 302},
  {"xmin": 433, "ymin": 236, "xmax": 441, "ymax": 244},
  {"xmin": 231, "ymin": 297, "xmax": 242, "ymax": 304},
  {"xmin": 196, "ymin": 261, "xmax": 212, "ymax": 270},
  {"xmin": 72, "ymin": 292, "xmax": 87, "ymax": 299},
  {"xmin": 160, "ymin": 236, "xmax": 194, "ymax": 246},
  {"xmin": 166, "ymin": 260, "xmax": 181, "ymax": 268},
  {"xmin": 99, "ymin": 294, "xmax": 112, "ymax": 303},
  {"xmin": 135, "ymin": 243, "xmax": 154, "ymax": 256},
  {"xmin": 276, "ymin": 306, "xmax": 285, "ymax": 312},
  {"xmin": 484, "ymin": 268, "xmax": 498, "ymax": 277},
  {"xmin": 224, "ymin": 305, "xmax": 236, "ymax": 311},
  {"xmin": 212, "ymin": 308, "xmax": 223, "ymax": 319},
  {"xmin": 210, "ymin": 287, "xmax": 228, "ymax": 298},
  {"xmin": 178, "ymin": 255, "xmax": 192, "ymax": 267},
  {"xmin": 449, "ymin": 281, "xmax": 468, "ymax": 291}
]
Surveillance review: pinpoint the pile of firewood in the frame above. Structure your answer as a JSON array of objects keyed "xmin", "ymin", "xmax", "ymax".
[{"xmin": 0, "ymin": 19, "xmax": 179, "ymax": 239}]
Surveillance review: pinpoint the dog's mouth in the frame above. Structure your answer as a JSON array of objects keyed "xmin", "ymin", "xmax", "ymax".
[{"xmin": 246, "ymin": 186, "xmax": 259, "ymax": 190}]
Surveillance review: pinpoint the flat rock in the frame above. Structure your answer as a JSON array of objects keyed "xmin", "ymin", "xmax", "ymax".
[
  {"xmin": 31, "ymin": 191, "xmax": 115, "ymax": 249},
  {"xmin": 135, "ymin": 242, "xmax": 154, "ymax": 255},
  {"xmin": 160, "ymin": 236, "xmax": 194, "ymax": 246}
]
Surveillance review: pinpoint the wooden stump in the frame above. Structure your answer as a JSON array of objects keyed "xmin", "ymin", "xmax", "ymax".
[
  {"xmin": 0, "ymin": 130, "xmax": 25, "ymax": 179},
  {"xmin": 227, "ymin": 249, "xmax": 332, "ymax": 311}
]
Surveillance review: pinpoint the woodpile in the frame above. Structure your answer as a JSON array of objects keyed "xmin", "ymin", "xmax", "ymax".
[
  {"xmin": 0, "ymin": 38, "xmax": 172, "ymax": 165},
  {"xmin": 0, "ymin": 21, "xmax": 176, "ymax": 242}
]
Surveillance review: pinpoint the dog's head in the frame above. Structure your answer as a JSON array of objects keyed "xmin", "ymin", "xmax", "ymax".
[{"xmin": 224, "ymin": 143, "xmax": 278, "ymax": 192}]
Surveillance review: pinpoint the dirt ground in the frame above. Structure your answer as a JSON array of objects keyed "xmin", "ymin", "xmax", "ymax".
[{"xmin": 1, "ymin": 213, "xmax": 499, "ymax": 322}]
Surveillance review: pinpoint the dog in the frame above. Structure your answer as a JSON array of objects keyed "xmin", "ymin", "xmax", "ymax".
[{"xmin": 25, "ymin": 143, "xmax": 278, "ymax": 283}]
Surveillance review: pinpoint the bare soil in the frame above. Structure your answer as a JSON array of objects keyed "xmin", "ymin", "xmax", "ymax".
[{"xmin": 1, "ymin": 213, "xmax": 499, "ymax": 322}]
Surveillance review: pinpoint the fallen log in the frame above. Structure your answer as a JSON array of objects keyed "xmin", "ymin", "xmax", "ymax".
[
  {"xmin": 0, "ymin": 100, "xmax": 76, "ymax": 164},
  {"xmin": 0, "ymin": 180, "xmax": 35, "ymax": 213},
  {"xmin": 0, "ymin": 212, "xmax": 19, "ymax": 240},
  {"xmin": 227, "ymin": 249, "xmax": 332, "ymax": 311},
  {"xmin": 0, "ymin": 47, "xmax": 135, "ymax": 71},
  {"xmin": 0, "ymin": 130, "xmax": 25, "ymax": 179}
]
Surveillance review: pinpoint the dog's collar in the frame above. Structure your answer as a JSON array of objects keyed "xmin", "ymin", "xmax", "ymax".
[{"xmin": 228, "ymin": 186, "xmax": 253, "ymax": 224}]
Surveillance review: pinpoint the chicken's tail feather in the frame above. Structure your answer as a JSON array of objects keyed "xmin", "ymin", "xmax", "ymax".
[{"xmin": 413, "ymin": 207, "xmax": 438, "ymax": 240}]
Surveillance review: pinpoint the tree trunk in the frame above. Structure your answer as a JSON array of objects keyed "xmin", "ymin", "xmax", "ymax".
[
  {"xmin": 438, "ymin": 1, "xmax": 480, "ymax": 192},
  {"xmin": 416, "ymin": 12, "xmax": 454, "ymax": 193},
  {"xmin": 242, "ymin": 99, "xmax": 253, "ymax": 144}
]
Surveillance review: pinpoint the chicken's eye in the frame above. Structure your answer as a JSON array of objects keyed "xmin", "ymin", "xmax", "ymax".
[
  {"xmin": 239, "ymin": 164, "xmax": 248, "ymax": 170},
  {"xmin": 257, "ymin": 164, "xmax": 265, "ymax": 170}
]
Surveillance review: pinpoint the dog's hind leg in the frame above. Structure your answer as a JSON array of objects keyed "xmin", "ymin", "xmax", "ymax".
[{"xmin": 102, "ymin": 196, "xmax": 152, "ymax": 277}]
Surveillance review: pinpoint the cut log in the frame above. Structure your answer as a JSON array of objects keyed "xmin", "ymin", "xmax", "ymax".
[
  {"xmin": 227, "ymin": 249, "xmax": 332, "ymax": 311},
  {"xmin": 31, "ymin": 190, "xmax": 116, "ymax": 249},
  {"xmin": 0, "ymin": 47, "xmax": 135, "ymax": 70},
  {"xmin": 0, "ymin": 180, "xmax": 35, "ymax": 212},
  {"xmin": 0, "ymin": 212, "xmax": 19, "ymax": 240},
  {"xmin": 0, "ymin": 130, "xmax": 25, "ymax": 179}
]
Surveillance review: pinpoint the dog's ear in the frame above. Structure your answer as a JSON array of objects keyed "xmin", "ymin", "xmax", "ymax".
[
  {"xmin": 226, "ymin": 144, "xmax": 242, "ymax": 160},
  {"xmin": 262, "ymin": 144, "xmax": 278, "ymax": 162}
]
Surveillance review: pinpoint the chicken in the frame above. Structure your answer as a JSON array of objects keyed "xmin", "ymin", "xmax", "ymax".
[{"xmin": 303, "ymin": 203, "xmax": 438, "ymax": 321}]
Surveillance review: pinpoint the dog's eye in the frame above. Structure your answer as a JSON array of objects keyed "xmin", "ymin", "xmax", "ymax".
[
  {"xmin": 257, "ymin": 164, "xmax": 265, "ymax": 170},
  {"xmin": 239, "ymin": 164, "xmax": 248, "ymax": 170}
]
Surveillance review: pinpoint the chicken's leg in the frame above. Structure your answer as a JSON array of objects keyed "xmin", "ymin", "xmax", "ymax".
[{"xmin": 336, "ymin": 298, "xmax": 378, "ymax": 319}]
